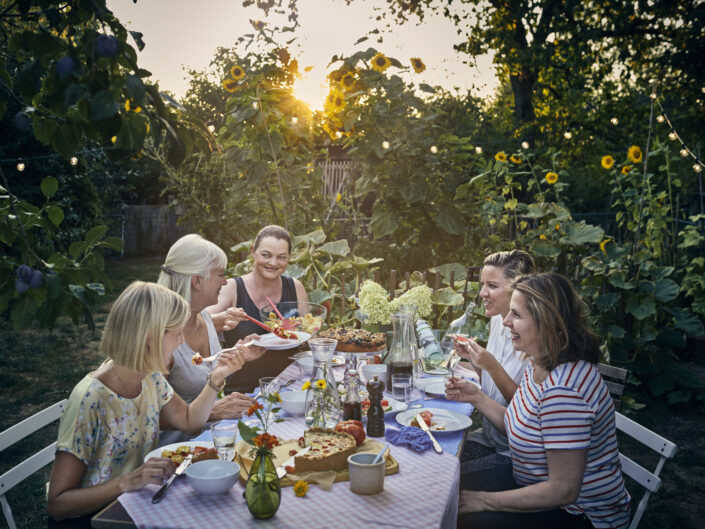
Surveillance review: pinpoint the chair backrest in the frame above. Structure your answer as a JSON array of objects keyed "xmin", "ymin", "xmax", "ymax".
[
  {"xmin": 615, "ymin": 411, "xmax": 678, "ymax": 529},
  {"xmin": 0, "ymin": 399, "xmax": 67, "ymax": 529},
  {"xmin": 597, "ymin": 362, "xmax": 628, "ymax": 411}
]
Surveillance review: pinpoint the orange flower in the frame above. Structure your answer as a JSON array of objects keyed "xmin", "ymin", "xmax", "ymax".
[
  {"xmin": 253, "ymin": 432, "xmax": 280, "ymax": 450},
  {"xmin": 247, "ymin": 402, "xmax": 263, "ymax": 416}
]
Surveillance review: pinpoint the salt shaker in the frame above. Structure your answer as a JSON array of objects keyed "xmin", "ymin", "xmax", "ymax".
[{"xmin": 366, "ymin": 375, "xmax": 385, "ymax": 437}]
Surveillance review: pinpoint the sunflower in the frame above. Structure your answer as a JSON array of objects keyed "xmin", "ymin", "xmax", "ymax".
[
  {"xmin": 555, "ymin": 223, "xmax": 560, "ymax": 231},
  {"xmin": 545, "ymin": 171, "xmax": 558, "ymax": 184},
  {"xmin": 315, "ymin": 379, "xmax": 326, "ymax": 390},
  {"xmin": 252, "ymin": 20, "xmax": 266, "ymax": 31},
  {"xmin": 495, "ymin": 151, "xmax": 507, "ymax": 162},
  {"xmin": 371, "ymin": 52, "xmax": 391, "ymax": 73},
  {"xmin": 410, "ymin": 57, "xmax": 426, "ymax": 73},
  {"xmin": 222, "ymin": 79, "xmax": 239, "ymax": 93},
  {"xmin": 510, "ymin": 155, "xmax": 522, "ymax": 164},
  {"xmin": 601, "ymin": 155, "xmax": 615, "ymax": 169},
  {"xmin": 627, "ymin": 145, "xmax": 643, "ymax": 163},
  {"xmin": 336, "ymin": 193, "xmax": 342, "ymax": 203},
  {"xmin": 325, "ymin": 89, "xmax": 346, "ymax": 112},
  {"xmin": 294, "ymin": 480, "xmax": 309, "ymax": 497},
  {"xmin": 621, "ymin": 165, "xmax": 632, "ymax": 175},
  {"xmin": 599, "ymin": 238, "xmax": 613, "ymax": 255},
  {"xmin": 539, "ymin": 234, "xmax": 547, "ymax": 240},
  {"xmin": 230, "ymin": 65, "xmax": 245, "ymax": 80},
  {"xmin": 301, "ymin": 380, "xmax": 311, "ymax": 390},
  {"xmin": 340, "ymin": 72, "xmax": 356, "ymax": 91}
]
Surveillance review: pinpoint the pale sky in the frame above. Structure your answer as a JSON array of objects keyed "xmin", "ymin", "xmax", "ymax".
[{"xmin": 107, "ymin": 0, "xmax": 498, "ymax": 110}]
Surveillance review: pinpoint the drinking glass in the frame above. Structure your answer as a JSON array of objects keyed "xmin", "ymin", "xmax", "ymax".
[
  {"xmin": 391, "ymin": 373, "xmax": 412, "ymax": 401},
  {"xmin": 211, "ymin": 422, "xmax": 237, "ymax": 461},
  {"xmin": 259, "ymin": 376, "xmax": 281, "ymax": 419},
  {"xmin": 404, "ymin": 385, "xmax": 425, "ymax": 408}
]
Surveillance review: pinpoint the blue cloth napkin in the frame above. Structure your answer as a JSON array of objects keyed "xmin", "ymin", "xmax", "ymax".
[{"xmin": 385, "ymin": 426, "xmax": 433, "ymax": 452}]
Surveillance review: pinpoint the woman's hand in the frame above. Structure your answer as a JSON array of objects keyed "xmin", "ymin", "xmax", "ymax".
[
  {"xmin": 222, "ymin": 307, "xmax": 248, "ymax": 332},
  {"xmin": 455, "ymin": 337, "xmax": 500, "ymax": 374},
  {"xmin": 445, "ymin": 377, "xmax": 481, "ymax": 403},
  {"xmin": 458, "ymin": 490, "xmax": 490, "ymax": 513},
  {"xmin": 120, "ymin": 458, "xmax": 176, "ymax": 492},
  {"xmin": 211, "ymin": 348, "xmax": 246, "ymax": 383},
  {"xmin": 210, "ymin": 392, "xmax": 258, "ymax": 420},
  {"xmin": 237, "ymin": 334, "xmax": 267, "ymax": 362}
]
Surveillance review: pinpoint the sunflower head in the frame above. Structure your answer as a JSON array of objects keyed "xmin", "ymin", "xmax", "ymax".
[
  {"xmin": 371, "ymin": 52, "xmax": 391, "ymax": 73},
  {"xmin": 230, "ymin": 65, "xmax": 245, "ymax": 80},
  {"xmin": 621, "ymin": 165, "xmax": 632, "ymax": 175},
  {"xmin": 495, "ymin": 151, "xmax": 507, "ymax": 162},
  {"xmin": 294, "ymin": 480, "xmax": 309, "ymax": 497},
  {"xmin": 510, "ymin": 155, "xmax": 522, "ymax": 164},
  {"xmin": 340, "ymin": 72, "xmax": 356, "ymax": 91},
  {"xmin": 601, "ymin": 155, "xmax": 615, "ymax": 170},
  {"xmin": 410, "ymin": 57, "xmax": 426, "ymax": 73},
  {"xmin": 301, "ymin": 380, "xmax": 311, "ymax": 390},
  {"xmin": 222, "ymin": 79, "xmax": 239, "ymax": 93},
  {"xmin": 545, "ymin": 171, "xmax": 558, "ymax": 184},
  {"xmin": 252, "ymin": 20, "xmax": 266, "ymax": 31},
  {"xmin": 315, "ymin": 379, "xmax": 326, "ymax": 389},
  {"xmin": 627, "ymin": 145, "xmax": 643, "ymax": 163},
  {"xmin": 325, "ymin": 89, "xmax": 346, "ymax": 113}
]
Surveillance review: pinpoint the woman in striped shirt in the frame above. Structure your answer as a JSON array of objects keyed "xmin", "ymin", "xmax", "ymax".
[{"xmin": 446, "ymin": 273, "xmax": 630, "ymax": 529}]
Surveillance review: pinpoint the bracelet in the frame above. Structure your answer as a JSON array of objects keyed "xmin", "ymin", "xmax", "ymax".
[{"xmin": 206, "ymin": 372, "xmax": 225, "ymax": 393}]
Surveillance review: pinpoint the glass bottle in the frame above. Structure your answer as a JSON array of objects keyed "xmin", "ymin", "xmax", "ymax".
[
  {"xmin": 441, "ymin": 301, "xmax": 477, "ymax": 344},
  {"xmin": 342, "ymin": 369, "xmax": 362, "ymax": 421},
  {"xmin": 385, "ymin": 311, "xmax": 414, "ymax": 390},
  {"xmin": 417, "ymin": 319, "xmax": 444, "ymax": 371},
  {"xmin": 366, "ymin": 375, "xmax": 385, "ymax": 437},
  {"xmin": 304, "ymin": 337, "xmax": 341, "ymax": 428},
  {"xmin": 396, "ymin": 304, "xmax": 421, "ymax": 380}
]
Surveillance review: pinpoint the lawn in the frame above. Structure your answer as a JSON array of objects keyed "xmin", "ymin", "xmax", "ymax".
[{"xmin": 0, "ymin": 255, "xmax": 703, "ymax": 529}]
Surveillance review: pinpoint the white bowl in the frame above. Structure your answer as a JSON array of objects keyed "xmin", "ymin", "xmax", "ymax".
[
  {"xmin": 185, "ymin": 460, "xmax": 239, "ymax": 495},
  {"xmin": 279, "ymin": 390, "xmax": 307, "ymax": 415},
  {"xmin": 362, "ymin": 363, "xmax": 388, "ymax": 384},
  {"xmin": 295, "ymin": 356, "xmax": 314, "ymax": 376}
]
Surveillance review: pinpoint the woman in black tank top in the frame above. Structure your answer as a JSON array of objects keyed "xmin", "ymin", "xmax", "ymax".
[{"xmin": 207, "ymin": 225, "xmax": 309, "ymax": 393}]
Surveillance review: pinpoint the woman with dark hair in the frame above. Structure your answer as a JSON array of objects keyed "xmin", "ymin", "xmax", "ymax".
[
  {"xmin": 446, "ymin": 273, "xmax": 630, "ymax": 529},
  {"xmin": 207, "ymin": 225, "xmax": 308, "ymax": 393}
]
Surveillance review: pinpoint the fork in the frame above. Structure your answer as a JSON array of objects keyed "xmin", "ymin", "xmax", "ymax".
[{"xmin": 200, "ymin": 340, "xmax": 257, "ymax": 362}]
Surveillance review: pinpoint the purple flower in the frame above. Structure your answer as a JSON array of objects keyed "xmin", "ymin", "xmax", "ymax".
[
  {"xmin": 15, "ymin": 280, "xmax": 30, "ymax": 294},
  {"xmin": 17, "ymin": 264, "xmax": 33, "ymax": 282},
  {"xmin": 29, "ymin": 270, "xmax": 43, "ymax": 288}
]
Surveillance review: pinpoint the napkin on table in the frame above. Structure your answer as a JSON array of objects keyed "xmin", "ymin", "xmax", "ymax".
[{"xmin": 385, "ymin": 426, "xmax": 433, "ymax": 452}]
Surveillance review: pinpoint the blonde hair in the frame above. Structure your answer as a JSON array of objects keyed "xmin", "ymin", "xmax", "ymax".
[
  {"xmin": 483, "ymin": 250, "xmax": 535, "ymax": 279},
  {"xmin": 158, "ymin": 234, "xmax": 227, "ymax": 302},
  {"xmin": 100, "ymin": 281, "xmax": 190, "ymax": 374}
]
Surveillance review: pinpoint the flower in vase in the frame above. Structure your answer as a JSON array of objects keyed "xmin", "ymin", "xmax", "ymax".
[
  {"xmin": 238, "ymin": 390, "xmax": 284, "ymax": 456},
  {"xmin": 294, "ymin": 480, "xmax": 309, "ymax": 497},
  {"xmin": 301, "ymin": 380, "xmax": 311, "ymax": 390},
  {"xmin": 315, "ymin": 379, "xmax": 327, "ymax": 389}
]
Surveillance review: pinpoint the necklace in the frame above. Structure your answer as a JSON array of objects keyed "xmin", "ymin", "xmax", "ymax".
[{"xmin": 111, "ymin": 363, "xmax": 141, "ymax": 412}]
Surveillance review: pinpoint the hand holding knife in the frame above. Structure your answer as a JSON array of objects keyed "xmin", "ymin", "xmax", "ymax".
[{"xmin": 152, "ymin": 454, "xmax": 193, "ymax": 503}]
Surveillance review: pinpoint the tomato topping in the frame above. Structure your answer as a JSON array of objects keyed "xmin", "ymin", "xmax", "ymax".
[
  {"xmin": 381, "ymin": 399, "xmax": 389, "ymax": 406},
  {"xmin": 285, "ymin": 465, "xmax": 294, "ymax": 473},
  {"xmin": 288, "ymin": 449, "xmax": 298, "ymax": 456}
]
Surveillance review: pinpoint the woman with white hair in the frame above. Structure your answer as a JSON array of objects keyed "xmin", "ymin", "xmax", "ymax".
[{"xmin": 157, "ymin": 234, "xmax": 266, "ymax": 444}]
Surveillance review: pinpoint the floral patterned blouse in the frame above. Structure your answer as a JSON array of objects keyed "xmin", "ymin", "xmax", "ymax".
[{"xmin": 56, "ymin": 370, "xmax": 174, "ymax": 487}]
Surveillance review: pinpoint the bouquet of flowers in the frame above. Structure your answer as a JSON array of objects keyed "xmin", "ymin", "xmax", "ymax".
[
  {"xmin": 237, "ymin": 391, "xmax": 284, "ymax": 456},
  {"xmin": 357, "ymin": 279, "xmax": 433, "ymax": 325}
]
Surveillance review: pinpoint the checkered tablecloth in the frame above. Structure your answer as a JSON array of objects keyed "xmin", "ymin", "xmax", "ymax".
[{"xmin": 118, "ymin": 361, "xmax": 474, "ymax": 529}]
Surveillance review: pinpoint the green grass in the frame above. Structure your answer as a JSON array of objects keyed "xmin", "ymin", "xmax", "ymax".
[{"xmin": 1, "ymin": 255, "xmax": 702, "ymax": 528}]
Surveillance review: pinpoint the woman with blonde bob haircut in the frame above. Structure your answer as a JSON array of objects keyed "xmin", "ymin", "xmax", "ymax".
[
  {"xmin": 447, "ymin": 273, "xmax": 630, "ymax": 529},
  {"xmin": 48, "ymin": 282, "xmax": 247, "ymax": 523},
  {"xmin": 158, "ymin": 234, "xmax": 266, "ymax": 445}
]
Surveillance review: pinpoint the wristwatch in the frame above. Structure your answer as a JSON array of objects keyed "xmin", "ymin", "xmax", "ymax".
[{"xmin": 206, "ymin": 372, "xmax": 225, "ymax": 393}]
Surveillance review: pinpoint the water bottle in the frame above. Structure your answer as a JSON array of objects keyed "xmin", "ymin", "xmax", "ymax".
[{"xmin": 416, "ymin": 319, "xmax": 444, "ymax": 370}]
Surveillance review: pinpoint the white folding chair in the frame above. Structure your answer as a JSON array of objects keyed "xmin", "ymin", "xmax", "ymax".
[
  {"xmin": 0, "ymin": 400, "xmax": 67, "ymax": 529},
  {"xmin": 615, "ymin": 411, "xmax": 678, "ymax": 529}
]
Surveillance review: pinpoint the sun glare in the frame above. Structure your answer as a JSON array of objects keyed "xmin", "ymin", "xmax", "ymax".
[{"xmin": 292, "ymin": 72, "xmax": 328, "ymax": 112}]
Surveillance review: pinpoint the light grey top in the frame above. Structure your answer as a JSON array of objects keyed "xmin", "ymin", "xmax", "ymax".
[{"xmin": 160, "ymin": 310, "xmax": 222, "ymax": 445}]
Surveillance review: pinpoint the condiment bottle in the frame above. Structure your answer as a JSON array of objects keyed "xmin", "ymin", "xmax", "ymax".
[
  {"xmin": 366, "ymin": 375, "xmax": 385, "ymax": 437},
  {"xmin": 343, "ymin": 369, "xmax": 362, "ymax": 421}
]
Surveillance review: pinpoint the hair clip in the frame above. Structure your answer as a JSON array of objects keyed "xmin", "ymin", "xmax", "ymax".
[{"xmin": 160, "ymin": 264, "xmax": 175, "ymax": 275}]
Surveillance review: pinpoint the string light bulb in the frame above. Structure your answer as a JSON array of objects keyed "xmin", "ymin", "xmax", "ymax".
[
  {"xmin": 335, "ymin": 131, "xmax": 343, "ymax": 139},
  {"xmin": 252, "ymin": 101, "xmax": 258, "ymax": 109},
  {"xmin": 564, "ymin": 131, "xmax": 573, "ymax": 139},
  {"xmin": 680, "ymin": 148, "xmax": 689, "ymax": 157},
  {"xmin": 694, "ymin": 163, "xmax": 703, "ymax": 173},
  {"xmin": 668, "ymin": 130, "xmax": 678, "ymax": 141},
  {"xmin": 656, "ymin": 115, "xmax": 665, "ymax": 123},
  {"xmin": 610, "ymin": 117, "xmax": 619, "ymax": 125},
  {"xmin": 291, "ymin": 116, "xmax": 298, "ymax": 124},
  {"xmin": 650, "ymin": 92, "xmax": 657, "ymax": 100},
  {"xmin": 521, "ymin": 141, "xmax": 530, "ymax": 149},
  {"xmin": 70, "ymin": 156, "xmax": 78, "ymax": 166},
  {"xmin": 16, "ymin": 161, "xmax": 25, "ymax": 172},
  {"xmin": 382, "ymin": 141, "xmax": 390, "ymax": 149},
  {"xmin": 207, "ymin": 122, "xmax": 216, "ymax": 133},
  {"xmin": 430, "ymin": 145, "xmax": 438, "ymax": 154},
  {"xmin": 475, "ymin": 146, "xmax": 483, "ymax": 154}
]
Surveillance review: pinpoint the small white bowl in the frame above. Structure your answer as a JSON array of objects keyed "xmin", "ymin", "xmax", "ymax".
[
  {"xmin": 362, "ymin": 363, "xmax": 387, "ymax": 384},
  {"xmin": 279, "ymin": 390, "xmax": 307, "ymax": 415},
  {"xmin": 295, "ymin": 356, "xmax": 314, "ymax": 376},
  {"xmin": 185, "ymin": 460, "xmax": 239, "ymax": 495}
]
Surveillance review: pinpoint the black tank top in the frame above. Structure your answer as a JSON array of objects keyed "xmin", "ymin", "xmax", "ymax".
[{"xmin": 223, "ymin": 275, "xmax": 298, "ymax": 394}]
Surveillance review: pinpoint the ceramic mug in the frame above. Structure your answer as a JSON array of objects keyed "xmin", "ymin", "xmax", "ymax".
[{"xmin": 347, "ymin": 452, "xmax": 385, "ymax": 495}]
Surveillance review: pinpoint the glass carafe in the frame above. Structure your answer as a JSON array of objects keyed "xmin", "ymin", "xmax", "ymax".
[
  {"xmin": 385, "ymin": 312, "xmax": 415, "ymax": 390},
  {"xmin": 395, "ymin": 304, "xmax": 421, "ymax": 380},
  {"xmin": 304, "ymin": 337, "xmax": 342, "ymax": 428}
]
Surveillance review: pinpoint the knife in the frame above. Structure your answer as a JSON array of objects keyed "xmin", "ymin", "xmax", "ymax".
[
  {"xmin": 416, "ymin": 413, "xmax": 443, "ymax": 454},
  {"xmin": 276, "ymin": 446, "xmax": 311, "ymax": 478},
  {"xmin": 152, "ymin": 453, "xmax": 193, "ymax": 503}
]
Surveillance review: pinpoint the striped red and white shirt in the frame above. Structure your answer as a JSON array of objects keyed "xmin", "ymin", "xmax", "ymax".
[{"xmin": 504, "ymin": 360, "xmax": 631, "ymax": 529}]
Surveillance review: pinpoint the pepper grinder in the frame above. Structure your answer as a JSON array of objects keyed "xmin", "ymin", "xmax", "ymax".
[{"xmin": 366, "ymin": 375, "xmax": 385, "ymax": 437}]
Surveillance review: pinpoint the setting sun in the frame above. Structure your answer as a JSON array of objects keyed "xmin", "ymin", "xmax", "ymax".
[{"xmin": 292, "ymin": 70, "xmax": 328, "ymax": 112}]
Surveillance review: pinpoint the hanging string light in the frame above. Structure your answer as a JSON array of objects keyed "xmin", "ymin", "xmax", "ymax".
[
  {"xmin": 610, "ymin": 117, "xmax": 619, "ymax": 125},
  {"xmin": 70, "ymin": 157, "xmax": 79, "ymax": 166},
  {"xmin": 207, "ymin": 122, "xmax": 216, "ymax": 133},
  {"xmin": 430, "ymin": 145, "xmax": 438, "ymax": 153},
  {"xmin": 564, "ymin": 131, "xmax": 573, "ymax": 139},
  {"xmin": 475, "ymin": 146, "xmax": 483, "ymax": 154},
  {"xmin": 291, "ymin": 116, "xmax": 298, "ymax": 124},
  {"xmin": 653, "ymin": 94, "xmax": 704, "ymax": 172},
  {"xmin": 382, "ymin": 141, "xmax": 390, "ymax": 149},
  {"xmin": 16, "ymin": 160, "xmax": 25, "ymax": 171},
  {"xmin": 521, "ymin": 141, "xmax": 530, "ymax": 149}
]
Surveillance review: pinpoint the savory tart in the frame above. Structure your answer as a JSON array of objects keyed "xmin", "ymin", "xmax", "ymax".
[
  {"xmin": 318, "ymin": 327, "xmax": 386, "ymax": 352},
  {"xmin": 294, "ymin": 428, "xmax": 357, "ymax": 472}
]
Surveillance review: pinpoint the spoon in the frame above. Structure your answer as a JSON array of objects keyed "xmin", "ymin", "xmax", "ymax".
[{"xmin": 372, "ymin": 442, "xmax": 390, "ymax": 464}]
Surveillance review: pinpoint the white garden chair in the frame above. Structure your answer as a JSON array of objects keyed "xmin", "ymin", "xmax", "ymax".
[
  {"xmin": 0, "ymin": 400, "xmax": 67, "ymax": 529},
  {"xmin": 615, "ymin": 411, "xmax": 678, "ymax": 529}
]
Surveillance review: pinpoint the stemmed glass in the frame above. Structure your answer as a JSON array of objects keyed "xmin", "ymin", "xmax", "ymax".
[{"xmin": 259, "ymin": 377, "xmax": 281, "ymax": 420}]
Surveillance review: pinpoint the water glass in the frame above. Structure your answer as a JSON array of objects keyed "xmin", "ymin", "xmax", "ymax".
[
  {"xmin": 259, "ymin": 376, "xmax": 281, "ymax": 419},
  {"xmin": 404, "ymin": 385, "xmax": 425, "ymax": 408},
  {"xmin": 211, "ymin": 422, "xmax": 237, "ymax": 461},
  {"xmin": 391, "ymin": 373, "xmax": 412, "ymax": 401}
]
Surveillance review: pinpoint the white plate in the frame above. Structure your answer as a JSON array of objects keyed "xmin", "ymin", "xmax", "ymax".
[
  {"xmin": 422, "ymin": 367, "xmax": 450, "ymax": 376},
  {"xmin": 423, "ymin": 380, "xmax": 447, "ymax": 396},
  {"xmin": 144, "ymin": 441, "xmax": 214, "ymax": 463},
  {"xmin": 396, "ymin": 407, "xmax": 472, "ymax": 433},
  {"xmin": 258, "ymin": 331, "xmax": 311, "ymax": 350}
]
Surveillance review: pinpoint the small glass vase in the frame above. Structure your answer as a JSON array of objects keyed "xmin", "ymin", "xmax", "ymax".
[
  {"xmin": 245, "ymin": 449, "xmax": 281, "ymax": 519},
  {"xmin": 304, "ymin": 337, "xmax": 342, "ymax": 428}
]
